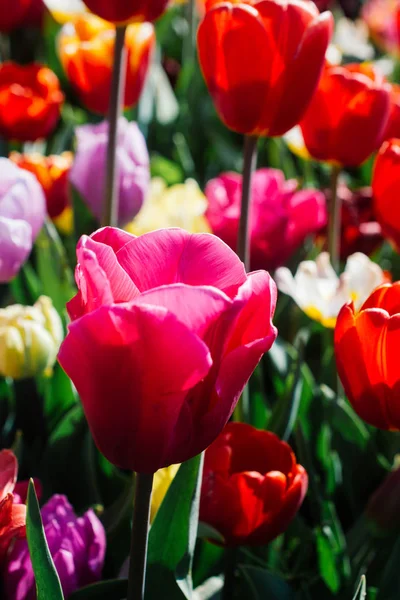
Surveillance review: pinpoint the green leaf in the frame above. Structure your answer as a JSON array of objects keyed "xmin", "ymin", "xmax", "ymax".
[
  {"xmin": 35, "ymin": 221, "xmax": 75, "ymax": 316},
  {"xmin": 239, "ymin": 565, "xmax": 297, "ymax": 600},
  {"xmin": 69, "ymin": 579, "xmax": 128, "ymax": 600},
  {"xmin": 146, "ymin": 454, "xmax": 203, "ymax": 599},
  {"xmin": 150, "ymin": 154, "xmax": 184, "ymax": 185},
  {"xmin": 26, "ymin": 480, "xmax": 64, "ymax": 600},
  {"xmin": 268, "ymin": 351, "xmax": 314, "ymax": 442},
  {"xmin": 71, "ymin": 186, "xmax": 99, "ymax": 241},
  {"xmin": 197, "ymin": 522, "xmax": 225, "ymax": 544},
  {"xmin": 316, "ymin": 527, "xmax": 341, "ymax": 594}
]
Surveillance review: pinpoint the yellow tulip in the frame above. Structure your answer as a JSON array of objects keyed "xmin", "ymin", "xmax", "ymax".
[
  {"xmin": 126, "ymin": 178, "xmax": 211, "ymax": 236},
  {"xmin": 0, "ymin": 297, "xmax": 63, "ymax": 379}
]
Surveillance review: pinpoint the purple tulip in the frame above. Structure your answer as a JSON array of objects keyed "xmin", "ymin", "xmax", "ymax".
[
  {"xmin": 0, "ymin": 158, "xmax": 46, "ymax": 282},
  {"xmin": 4, "ymin": 495, "xmax": 106, "ymax": 600},
  {"xmin": 205, "ymin": 168, "xmax": 328, "ymax": 272},
  {"xmin": 70, "ymin": 117, "xmax": 150, "ymax": 226}
]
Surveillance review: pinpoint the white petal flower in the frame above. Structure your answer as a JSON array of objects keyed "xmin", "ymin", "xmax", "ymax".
[
  {"xmin": 43, "ymin": 0, "xmax": 87, "ymax": 23},
  {"xmin": 275, "ymin": 252, "xmax": 387, "ymax": 328},
  {"xmin": 333, "ymin": 18, "xmax": 375, "ymax": 61}
]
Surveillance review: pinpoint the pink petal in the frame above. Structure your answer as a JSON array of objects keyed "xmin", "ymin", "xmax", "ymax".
[
  {"xmin": 58, "ymin": 303, "xmax": 213, "ymax": 473},
  {"xmin": 206, "ymin": 271, "xmax": 277, "ymax": 427},
  {"xmin": 77, "ymin": 235, "xmax": 139, "ymax": 302},
  {"xmin": 135, "ymin": 283, "xmax": 232, "ymax": 338},
  {"xmin": 90, "ymin": 226, "xmax": 135, "ymax": 252},
  {"xmin": 116, "ymin": 228, "xmax": 247, "ymax": 298}
]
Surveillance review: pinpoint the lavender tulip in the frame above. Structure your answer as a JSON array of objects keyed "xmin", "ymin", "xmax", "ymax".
[
  {"xmin": 0, "ymin": 158, "xmax": 46, "ymax": 282},
  {"xmin": 4, "ymin": 495, "xmax": 106, "ymax": 600},
  {"xmin": 70, "ymin": 117, "xmax": 149, "ymax": 226}
]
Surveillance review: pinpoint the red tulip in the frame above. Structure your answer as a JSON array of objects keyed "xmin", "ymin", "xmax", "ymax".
[
  {"xmin": 300, "ymin": 63, "xmax": 391, "ymax": 166},
  {"xmin": 385, "ymin": 84, "xmax": 400, "ymax": 140},
  {"xmin": 197, "ymin": 0, "xmax": 333, "ymax": 137},
  {"xmin": 0, "ymin": 450, "xmax": 26, "ymax": 564},
  {"xmin": 0, "ymin": 0, "xmax": 30, "ymax": 32},
  {"xmin": 58, "ymin": 227, "xmax": 277, "ymax": 473},
  {"xmin": 82, "ymin": 0, "xmax": 169, "ymax": 24},
  {"xmin": 200, "ymin": 422, "xmax": 308, "ymax": 546},
  {"xmin": 58, "ymin": 14, "xmax": 155, "ymax": 115},
  {"xmin": 372, "ymin": 138, "xmax": 400, "ymax": 250},
  {"xmin": 335, "ymin": 282, "xmax": 400, "ymax": 430},
  {"xmin": 10, "ymin": 152, "xmax": 72, "ymax": 219},
  {"xmin": 0, "ymin": 63, "xmax": 64, "ymax": 142}
]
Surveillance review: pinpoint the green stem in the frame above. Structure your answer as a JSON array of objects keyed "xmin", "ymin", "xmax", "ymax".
[
  {"xmin": 237, "ymin": 135, "xmax": 258, "ymax": 271},
  {"xmin": 127, "ymin": 473, "xmax": 154, "ymax": 600},
  {"xmin": 102, "ymin": 25, "xmax": 127, "ymax": 228},
  {"xmin": 183, "ymin": 0, "xmax": 196, "ymax": 66},
  {"xmin": 222, "ymin": 547, "xmax": 238, "ymax": 600},
  {"xmin": 327, "ymin": 164, "xmax": 341, "ymax": 273}
]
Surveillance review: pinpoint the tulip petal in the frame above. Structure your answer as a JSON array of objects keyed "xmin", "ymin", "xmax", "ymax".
[
  {"xmin": 197, "ymin": 4, "xmax": 271, "ymax": 134},
  {"xmin": 58, "ymin": 303, "xmax": 213, "ymax": 473},
  {"xmin": 77, "ymin": 235, "xmax": 139, "ymax": 302},
  {"xmin": 0, "ymin": 217, "xmax": 32, "ymax": 283},
  {"xmin": 136, "ymin": 283, "xmax": 232, "ymax": 337},
  {"xmin": 116, "ymin": 228, "xmax": 247, "ymax": 298},
  {"xmin": 187, "ymin": 272, "xmax": 277, "ymax": 460},
  {"xmin": 335, "ymin": 305, "xmax": 391, "ymax": 428},
  {"xmin": 0, "ymin": 450, "xmax": 17, "ymax": 501},
  {"xmin": 91, "ymin": 226, "xmax": 135, "ymax": 252}
]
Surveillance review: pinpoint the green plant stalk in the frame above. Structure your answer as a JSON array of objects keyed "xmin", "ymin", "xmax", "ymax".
[
  {"xmin": 327, "ymin": 164, "xmax": 342, "ymax": 273},
  {"xmin": 127, "ymin": 473, "xmax": 154, "ymax": 600},
  {"xmin": 102, "ymin": 25, "xmax": 127, "ymax": 228},
  {"xmin": 237, "ymin": 135, "xmax": 258, "ymax": 271},
  {"xmin": 234, "ymin": 135, "xmax": 258, "ymax": 422}
]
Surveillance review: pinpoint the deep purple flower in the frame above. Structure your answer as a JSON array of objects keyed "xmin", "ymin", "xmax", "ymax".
[
  {"xmin": 205, "ymin": 168, "xmax": 327, "ymax": 272},
  {"xmin": 0, "ymin": 158, "xmax": 46, "ymax": 282},
  {"xmin": 4, "ymin": 495, "xmax": 106, "ymax": 600},
  {"xmin": 70, "ymin": 117, "xmax": 149, "ymax": 226}
]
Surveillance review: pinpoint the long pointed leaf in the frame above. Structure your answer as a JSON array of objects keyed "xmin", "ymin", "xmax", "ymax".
[{"xmin": 26, "ymin": 479, "xmax": 64, "ymax": 600}]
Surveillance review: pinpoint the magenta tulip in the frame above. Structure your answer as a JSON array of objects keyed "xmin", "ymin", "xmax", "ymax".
[
  {"xmin": 58, "ymin": 227, "xmax": 277, "ymax": 473},
  {"xmin": 4, "ymin": 495, "xmax": 105, "ymax": 600},
  {"xmin": 205, "ymin": 168, "xmax": 327, "ymax": 271}
]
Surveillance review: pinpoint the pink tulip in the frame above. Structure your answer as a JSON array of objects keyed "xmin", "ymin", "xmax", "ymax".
[
  {"xmin": 205, "ymin": 168, "xmax": 327, "ymax": 271},
  {"xmin": 58, "ymin": 227, "xmax": 277, "ymax": 474}
]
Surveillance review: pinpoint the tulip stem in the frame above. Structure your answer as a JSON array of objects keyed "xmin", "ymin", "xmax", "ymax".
[
  {"xmin": 327, "ymin": 164, "xmax": 341, "ymax": 273},
  {"xmin": 127, "ymin": 472, "xmax": 154, "ymax": 600},
  {"xmin": 237, "ymin": 135, "xmax": 258, "ymax": 270},
  {"xmin": 102, "ymin": 25, "xmax": 127, "ymax": 228},
  {"xmin": 223, "ymin": 547, "xmax": 238, "ymax": 600}
]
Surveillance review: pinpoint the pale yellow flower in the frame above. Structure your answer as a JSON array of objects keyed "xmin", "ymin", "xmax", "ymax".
[
  {"xmin": 0, "ymin": 297, "xmax": 63, "ymax": 379},
  {"xmin": 125, "ymin": 178, "xmax": 210, "ymax": 236},
  {"xmin": 150, "ymin": 464, "xmax": 180, "ymax": 522},
  {"xmin": 43, "ymin": 0, "xmax": 87, "ymax": 23},
  {"xmin": 283, "ymin": 126, "xmax": 311, "ymax": 161},
  {"xmin": 275, "ymin": 252, "xmax": 387, "ymax": 328}
]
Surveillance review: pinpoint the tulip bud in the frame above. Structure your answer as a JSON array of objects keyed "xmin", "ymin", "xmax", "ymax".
[
  {"xmin": 366, "ymin": 457, "xmax": 400, "ymax": 534},
  {"xmin": 0, "ymin": 296, "xmax": 63, "ymax": 380},
  {"xmin": 70, "ymin": 118, "xmax": 150, "ymax": 226}
]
